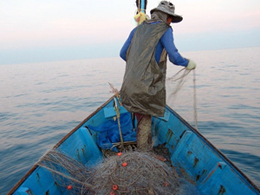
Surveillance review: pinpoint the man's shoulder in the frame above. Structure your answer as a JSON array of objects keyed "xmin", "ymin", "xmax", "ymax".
[{"xmin": 162, "ymin": 27, "xmax": 173, "ymax": 36}]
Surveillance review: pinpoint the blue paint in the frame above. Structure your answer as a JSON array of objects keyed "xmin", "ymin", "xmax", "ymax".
[{"xmin": 141, "ymin": 0, "xmax": 145, "ymax": 13}]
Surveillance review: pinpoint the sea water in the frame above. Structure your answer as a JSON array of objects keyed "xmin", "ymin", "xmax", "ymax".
[{"xmin": 0, "ymin": 47, "xmax": 260, "ymax": 193}]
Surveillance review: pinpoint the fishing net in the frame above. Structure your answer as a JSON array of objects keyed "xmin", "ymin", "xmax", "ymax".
[
  {"xmin": 167, "ymin": 68, "xmax": 192, "ymax": 100},
  {"xmin": 93, "ymin": 151, "xmax": 180, "ymax": 195},
  {"xmin": 167, "ymin": 68, "xmax": 198, "ymax": 130},
  {"xmin": 36, "ymin": 146, "xmax": 199, "ymax": 195},
  {"xmin": 37, "ymin": 150, "xmax": 95, "ymax": 194}
]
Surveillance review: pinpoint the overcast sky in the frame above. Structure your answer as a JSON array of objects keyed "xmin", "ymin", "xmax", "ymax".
[{"xmin": 1, "ymin": 0, "xmax": 260, "ymax": 65}]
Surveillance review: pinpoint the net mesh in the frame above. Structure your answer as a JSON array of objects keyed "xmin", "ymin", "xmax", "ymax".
[
  {"xmin": 167, "ymin": 68, "xmax": 198, "ymax": 130},
  {"xmin": 93, "ymin": 151, "xmax": 180, "ymax": 195},
  {"xmin": 37, "ymin": 146, "xmax": 199, "ymax": 195},
  {"xmin": 37, "ymin": 150, "xmax": 94, "ymax": 194},
  {"xmin": 167, "ymin": 68, "xmax": 192, "ymax": 99}
]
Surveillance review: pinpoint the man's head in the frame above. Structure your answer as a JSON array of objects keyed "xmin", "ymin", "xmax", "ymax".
[{"xmin": 150, "ymin": 1, "xmax": 183, "ymax": 23}]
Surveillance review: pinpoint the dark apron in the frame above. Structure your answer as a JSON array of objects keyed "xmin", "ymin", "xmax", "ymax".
[{"xmin": 121, "ymin": 21, "xmax": 169, "ymax": 117}]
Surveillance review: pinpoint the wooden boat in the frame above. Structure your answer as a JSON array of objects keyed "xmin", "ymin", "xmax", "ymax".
[{"xmin": 8, "ymin": 95, "xmax": 260, "ymax": 194}]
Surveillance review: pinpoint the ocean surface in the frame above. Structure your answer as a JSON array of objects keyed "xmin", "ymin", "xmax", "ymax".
[{"xmin": 1, "ymin": 47, "xmax": 260, "ymax": 193}]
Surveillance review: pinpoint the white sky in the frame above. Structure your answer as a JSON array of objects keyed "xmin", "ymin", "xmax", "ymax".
[{"xmin": 1, "ymin": 0, "xmax": 260, "ymax": 64}]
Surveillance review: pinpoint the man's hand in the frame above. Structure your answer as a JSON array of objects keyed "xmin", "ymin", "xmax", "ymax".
[{"xmin": 186, "ymin": 59, "xmax": 196, "ymax": 70}]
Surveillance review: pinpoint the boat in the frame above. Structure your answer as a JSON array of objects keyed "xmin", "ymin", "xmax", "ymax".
[
  {"xmin": 8, "ymin": 1, "xmax": 260, "ymax": 194},
  {"xmin": 8, "ymin": 94, "xmax": 260, "ymax": 194}
]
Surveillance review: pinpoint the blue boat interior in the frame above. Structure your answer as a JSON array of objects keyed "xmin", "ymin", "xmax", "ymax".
[{"xmin": 13, "ymin": 97, "xmax": 259, "ymax": 195}]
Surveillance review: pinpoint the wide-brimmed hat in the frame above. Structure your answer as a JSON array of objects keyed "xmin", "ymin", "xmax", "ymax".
[{"xmin": 150, "ymin": 1, "xmax": 183, "ymax": 23}]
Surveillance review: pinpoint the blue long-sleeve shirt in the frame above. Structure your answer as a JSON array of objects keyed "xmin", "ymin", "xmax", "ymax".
[{"xmin": 120, "ymin": 25, "xmax": 188, "ymax": 67}]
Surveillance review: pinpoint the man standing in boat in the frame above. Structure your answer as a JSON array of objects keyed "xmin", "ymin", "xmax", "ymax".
[{"xmin": 120, "ymin": 1, "xmax": 196, "ymax": 151}]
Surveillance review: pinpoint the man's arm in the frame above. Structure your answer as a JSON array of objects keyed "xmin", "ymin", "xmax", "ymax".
[
  {"xmin": 161, "ymin": 28, "xmax": 189, "ymax": 67},
  {"xmin": 120, "ymin": 28, "xmax": 137, "ymax": 61}
]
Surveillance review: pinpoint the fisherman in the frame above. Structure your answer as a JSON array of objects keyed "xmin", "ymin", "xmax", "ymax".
[{"xmin": 120, "ymin": 1, "xmax": 196, "ymax": 151}]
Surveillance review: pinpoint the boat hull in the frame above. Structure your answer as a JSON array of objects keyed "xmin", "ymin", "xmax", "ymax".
[{"xmin": 9, "ymin": 95, "xmax": 260, "ymax": 195}]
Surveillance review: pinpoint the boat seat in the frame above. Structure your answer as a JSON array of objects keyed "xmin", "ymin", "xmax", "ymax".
[{"xmin": 103, "ymin": 105, "xmax": 128, "ymax": 118}]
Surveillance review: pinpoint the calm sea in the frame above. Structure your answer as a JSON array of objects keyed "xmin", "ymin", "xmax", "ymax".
[{"xmin": 1, "ymin": 47, "xmax": 260, "ymax": 193}]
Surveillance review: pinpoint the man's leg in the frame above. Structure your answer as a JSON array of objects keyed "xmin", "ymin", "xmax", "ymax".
[{"xmin": 135, "ymin": 113, "xmax": 152, "ymax": 151}]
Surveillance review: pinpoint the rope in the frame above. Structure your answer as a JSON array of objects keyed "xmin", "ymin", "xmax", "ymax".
[
  {"xmin": 114, "ymin": 98, "xmax": 124, "ymax": 148},
  {"xmin": 193, "ymin": 69, "xmax": 198, "ymax": 130}
]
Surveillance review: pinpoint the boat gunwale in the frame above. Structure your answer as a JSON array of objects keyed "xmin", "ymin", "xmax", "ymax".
[
  {"xmin": 8, "ymin": 94, "xmax": 260, "ymax": 194},
  {"xmin": 166, "ymin": 104, "xmax": 260, "ymax": 193}
]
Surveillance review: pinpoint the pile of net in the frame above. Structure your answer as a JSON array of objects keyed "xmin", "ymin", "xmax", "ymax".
[
  {"xmin": 37, "ymin": 149, "xmax": 187, "ymax": 195},
  {"xmin": 93, "ymin": 151, "xmax": 180, "ymax": 194}
]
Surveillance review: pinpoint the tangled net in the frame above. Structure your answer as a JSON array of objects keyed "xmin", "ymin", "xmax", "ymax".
[
  {"xmin": 37, "ymin": 149, "xmax": 189, "ymax": 195},
  {"xmin": 37, "ymin": 150, "xmax": 94, "ymax": 194},
  {"xmin": 93, "ymin": 151, "xmax": 180, "ymax": 195},
  {"xmin": 167, "ymin": 68, "xmax": 192, "ymax": 97}
]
